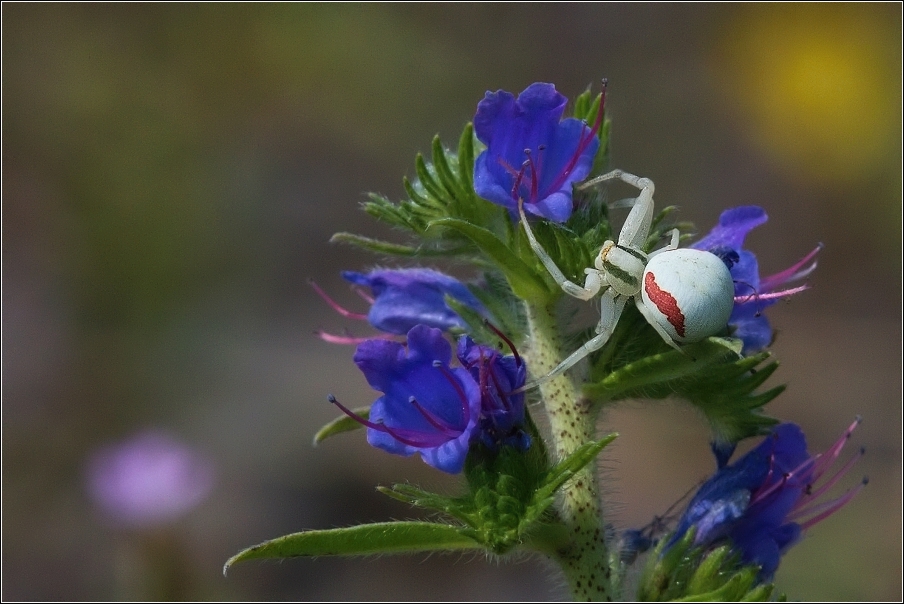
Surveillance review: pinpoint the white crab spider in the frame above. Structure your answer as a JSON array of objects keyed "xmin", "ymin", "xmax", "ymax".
[{"xmin": 519, "ymin": 169, "xmax": 735, "ymax": 389}]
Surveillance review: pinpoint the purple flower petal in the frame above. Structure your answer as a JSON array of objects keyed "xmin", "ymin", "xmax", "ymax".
[
  {"xmin": 354, "ymin": 325, "xmax": 481, "ymax": 473},
  {"xmin": 342, "ymin": 268, "xmax": 485, "ymax": 335}
]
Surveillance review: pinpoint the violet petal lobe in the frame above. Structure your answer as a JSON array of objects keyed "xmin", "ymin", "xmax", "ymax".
[
  {"xmin": 354, "ymin": 325, "xmax": 481, "ymax": 473},
  {"xmin": 342, "ymin": 268, "xmax": 484, "ymax": 335}
]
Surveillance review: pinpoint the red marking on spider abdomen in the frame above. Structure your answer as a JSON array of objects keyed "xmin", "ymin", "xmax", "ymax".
[{"xmin": 644, "ymin": 272, "xmax": 686, "ymax": 337}]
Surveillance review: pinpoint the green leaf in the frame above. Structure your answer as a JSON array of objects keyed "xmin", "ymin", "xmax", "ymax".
[
  {"xmin": 537, "ymin": 433, "xmax": 618, "ymax": 503},
  {"xmin": 585, "ymin": 336, "xmax": 782, "ymax": 443},
  {"xmin": 432, "ymin": 135, "xmax": 466, "ymax": 202},
  {"xmin": 585, "ymin": 338, "xmax": 740, "ymax": 403},
  {"xmin": 415, "ymin": 153, "xmax": 447, "ymax": 203},
  {"xmin": 427, "ymin": 218, "xmax": 551, "ymax": 300},
  {"xmin": 312, "ymin": 406, "xmax": 370, "ymax": 446},
  {"xmin": 224, "ymin": 522, "xmax": 481, "ymax": 574},
  {"xmin": 457, "ymin": 123, "xmax": 476, "ymax": 198},
  {"xmin": 330, "ymin": 232, "xmax": 472, "ymax": 258}
]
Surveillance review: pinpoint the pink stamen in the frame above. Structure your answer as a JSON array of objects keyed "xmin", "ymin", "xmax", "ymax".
[
  {"xmin": 751, "ymin": 440, "xmax": 817, "ymax": 506},
  {"xmin": 760, "ymin": 244, "xmax": 823, "ymax": 292},
  {"xmin": 487, "ymin": 365, "xmax": 513, "ymax": 412},
  {"xmin": 328, "ymin": 394, "xmax": 449, "ymax": 448},
  {"xmin": 328, "ymin": 394, "xmax": 386, "ymax": 432},
  {"xmin": 484, "ymin": 319, "xmax": 522, "ymax": 366},
  {"xmin": 809, "ymin": 416, "xmax": 862, "ymax": 484},
  {"xmin": 310, "ymin": 280, "xmax": 368, "ymax": 320},
  {"xmin": 790, "ymin": 447, "xmax": 865, "ymax": 517},
  {"xmin": 379, "ymin": 424, "xmax": 454, "ymax": 448},
  {"xmin": 409, "ymin": 396, "xmax": 462, "ymax": 437},
  {"xmin": 316, "ymin": 331, "xmax": 395, "ymax": 345},
  {"xmin": 735, "ymin": 284, "xmax": 809, "ymax": 304},
  {"xmin": 798, "ymin": 478, "xmax": 868, "ymax": 530},
  {"xmin": 510, "ymin": 162, "xmax": 528, "ymax": 202},
  {"xmin": 353, "ymin": 287, "xmax": 375, "ymax": 305}
]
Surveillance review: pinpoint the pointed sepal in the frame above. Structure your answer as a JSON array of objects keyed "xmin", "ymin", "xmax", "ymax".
[
  {"xmin": 312, "ymin": 406, "xmax": 370, "ymax": 445},
  {"xmin": 224, "ymin": 521, "xmax": 482, "ymax": 575}
]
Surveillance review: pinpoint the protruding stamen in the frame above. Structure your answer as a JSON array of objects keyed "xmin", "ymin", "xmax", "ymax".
[
  {"xmin": 328, "ymin": 394, "xmax": 383, "ymax": 431},
  {"xmin": 736, "ymin": 284, "xmax": 809, "ymax": 304},
  {"xmin": 487, "ymin": 366, "xmax": 513, "ymax": 413},
  {"xmin": 316, "ymin": 331, "xmax": 378, "ymax": 345},
  {"xmin": 798, "ymin": 477, "xmax": 868, "ymax": 530},
  {"xmin": 328, "ymin": 395, "xmax": 450, "ymax": 448},
  {"xmin": 790, "ymin": 447, "xmax": 866, "ymax": 516},
  {"xmin": 760, "ymin": 243, "xmax": 823, "ymax": 293},
  {"xmin": 353, "ymin": 287, "xmax": 375, "ymax": 305},
  {"xmin": 484, "ymin": 319, "xmax": 522, "ymax": 366},
  {"xmin": 310, "ymin": 279, "xmax": 368, "ymax": 320},
  {"xmin": 732, "ymin": 281, "xmax": 760, "ymax": 305},
  {"xmin": 809, "ymin": 416, "xmax": 862, "ymax": 483}
]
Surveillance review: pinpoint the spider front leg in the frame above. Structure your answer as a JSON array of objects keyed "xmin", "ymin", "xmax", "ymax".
[
  {"xmin": 518, "ymin": 198, "xmax": 604, "ymax": 301},
  {"xmin": 520, "ymin": 288, "xmax": 628, "ymax": 391},
  {"xmin": 577, "ymin": 169, "xmax": 656, "ymax": 249}
]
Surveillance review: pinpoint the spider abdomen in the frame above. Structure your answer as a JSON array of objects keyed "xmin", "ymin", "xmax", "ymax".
[{"xmin": 641, "ymin": 248, "xmax": 734, "ymax": 342}]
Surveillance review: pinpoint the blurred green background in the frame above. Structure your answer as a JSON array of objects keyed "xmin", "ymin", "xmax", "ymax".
[{"xmin": 3, "ymin": 4, "xmax": 900, "ymax": 600}]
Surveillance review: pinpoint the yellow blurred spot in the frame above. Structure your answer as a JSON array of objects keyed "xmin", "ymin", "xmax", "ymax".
[{"xmin": 716, "ymin": 6, "xmax": 899, "ymax": 185}]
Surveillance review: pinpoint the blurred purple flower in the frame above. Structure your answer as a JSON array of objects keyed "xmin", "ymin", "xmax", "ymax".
[
  {"xmin": 86, "ymin": 430, "xmax": 214, "ymax": 528},
  {"xmin": 329, "ymin": 324, "xmax": 528, "ymax": 473},
  {"xmin": 312, "ymin": 268, "xmax": 486, "ymax": 344},
  {"xmin": 693, "ymin": 206, "xmax": 820, "ymax": 354},
  {"xmin": 667, "ymin": 420, "xmax": 865, "ymax": 580},
  {"xmin": 473, "ymin": 82, "xmax": 601, "ymax": 223}
]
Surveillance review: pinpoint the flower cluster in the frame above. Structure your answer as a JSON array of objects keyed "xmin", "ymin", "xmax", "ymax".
[
  {"xmin": 331, "ymin": 324, "xmax": 528, "ymax": 474},
  {"xmin": 665, "ymin": 420, "xmax": 866, "ymax": 580},
  {"xmin": 694, "ymin": 206, "xmax": 820, "ymax": 354},
  {"xmin": 227, "ymin": 81, "xmax": 866, "ymax": 601}
]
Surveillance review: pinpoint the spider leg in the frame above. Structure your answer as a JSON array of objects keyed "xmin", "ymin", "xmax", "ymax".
[
  {"xmin": 518, "ymin": 198, "xmax": 603, "ymax": 301},
  {"xmin": 519, "ymin": 289, "xmax": 628, "ymax": 391},
  {"xmin": 577, "ymin": 170, "xmax": 655, "ymax": 249},
  {"xmin": 647, "ymin": 228, "xmax": 680, "ymax": 258}
]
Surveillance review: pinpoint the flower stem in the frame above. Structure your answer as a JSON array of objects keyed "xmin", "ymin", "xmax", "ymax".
[{"xmin": 524, "ymin": 301, "xmax": 613, "ymax": 601}]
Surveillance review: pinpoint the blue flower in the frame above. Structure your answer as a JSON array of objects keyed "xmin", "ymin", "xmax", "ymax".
[
  {"xmin": 342, "ymin": 269, "xmax": 485, "ymax": 335},
  {"xmin": 312, "ymin": 268, "xmax": 486, "ymax": 344},
  {"xmin": 667, "ymin": 420, "xmax": 866, "ymax": 580},
  {"xmin": 457, "ymin": 335, "xmax": 530, "ymax": 452},
  {"xmin": 693, "ymin": 206, "xmax": 821, "ymax": 354},
  {"xmin": 329, "ymin": 325, "xmax": 530, "ymax": 473},
  {"xmin": 473, "ymin": 82, "xmax": 601, "ymax": 223}
]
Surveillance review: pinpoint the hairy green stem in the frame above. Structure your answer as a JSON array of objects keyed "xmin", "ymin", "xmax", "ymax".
[{"xmin": 524, "ymin": 301, "xmax": 612, "ymax": 601}]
